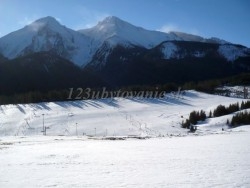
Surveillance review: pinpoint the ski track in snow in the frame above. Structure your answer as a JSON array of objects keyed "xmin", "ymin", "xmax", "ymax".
[{"xmin": 0, "ymin": 90, "xmax": 249, "ymax": 137}]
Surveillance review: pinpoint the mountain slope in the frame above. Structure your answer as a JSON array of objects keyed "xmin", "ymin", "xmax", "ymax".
[
  {"xmin": 0, "ymin": 51, "xmax": 104, "ymax": 95},
  {"xmin": 0, "ymin": 53, "xmax": 7, "ymax": 62},
  {"xmin": 86, "ymin": 41, "xmax": 249, "ymax": 87},
  {"xmin": 78, "ymin": 16, "xmax": 249, "ymax": 67},
  {"xmin": 169, "ymin": 31, "xmax": 229, "ymax": 44},
  {"xmin": 0, "ymin": 16, "xmax": 92, "ymax": 66}
]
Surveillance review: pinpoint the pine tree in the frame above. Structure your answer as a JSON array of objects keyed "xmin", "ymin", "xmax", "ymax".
[
  {"xmin": 189, "ymin": 111, "xmax": 198, "ymax": 125},
  {"xmin": 181, "ymin": 119, "xmax": 190, "ymax": 129},
  {"xmin": 213, "ymin": 105, "xmax": 227, "ymax": 117},
  {"xmin": 209, "ymin": 110, "xmax": 212, "ymax": 118},
  {"xmin": 200, "ymin": 110, "xmax": 207, "ymax": 121},
  {"xmin": 241, "ymin": 101, "xmax": 244, "ymax": 110}
]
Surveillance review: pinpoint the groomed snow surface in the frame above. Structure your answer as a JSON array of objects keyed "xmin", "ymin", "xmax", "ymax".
[
  {"xmin": 1, "ymin": 90, "xmax": 250, "ymax": 187},
  {"xmin": 1, "ymin": 128, "xmax": 250, "ymax": 187}
]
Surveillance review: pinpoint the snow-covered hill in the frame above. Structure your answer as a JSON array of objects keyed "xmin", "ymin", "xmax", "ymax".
[
  {"xmin": 1, "ymin": 91, "xmax": 250, "ymax": 187},
  {"xmin": 0, "ymin": 90, "xmax": 247, "ymax": 137}
]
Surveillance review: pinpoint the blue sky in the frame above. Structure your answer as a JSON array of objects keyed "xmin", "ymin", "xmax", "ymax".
[{"xmin": 0, "ymin": 0, "xmax": 249, "ymax": 47}]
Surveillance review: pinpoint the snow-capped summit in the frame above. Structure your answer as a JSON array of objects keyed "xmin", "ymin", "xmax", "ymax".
[
  {"xmin": 34, "ymin": 16, "xmax": 59, "ymax": 24},
  {"xmin": 79, "ymin": 16, "xmax": 181, "ymax": 49},
  {"xmin": 0, "ymin": 16, "xmax": 92, "ymax": 66},
  {"xmin": 26, "ymin": 16, "xmax": 63, "ymax": 32},
  {"xmin": 98, "ymin": 16, "xmax": 126, "ymax": 27}
]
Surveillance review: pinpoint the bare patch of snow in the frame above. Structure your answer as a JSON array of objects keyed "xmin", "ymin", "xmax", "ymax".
[
  {"xmin": 218, "ymin": 44, "xmax": 249, "ymax": 61},
  {"xmin": 161, "ymin": 42, "xmax": 179, "ymax": 59},
  {"xmin": 193, "ymin": 50, "xmax": 205, "ymax": 58}
]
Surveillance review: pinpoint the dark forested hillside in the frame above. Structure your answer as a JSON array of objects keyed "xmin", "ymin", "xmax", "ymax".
[
  {"xmin": 86, "ymin": 41, "xmax": 249, "ymax": 87},
  {"xmin": 0, "ymin": 40, "xmax": 249, "ymax": 104},
  {"xmin": 0, "ymin": 52, "xmax": 105, "ymax": 95}
]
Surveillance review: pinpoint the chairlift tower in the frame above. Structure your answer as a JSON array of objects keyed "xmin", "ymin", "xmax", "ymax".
[
  {"xmin": 42, "ymin": 114, "xmax": 45, "ymax": 135},
  {"xmin": 75, "ymin": 123, "xmax": 78, "ymax": 136}
]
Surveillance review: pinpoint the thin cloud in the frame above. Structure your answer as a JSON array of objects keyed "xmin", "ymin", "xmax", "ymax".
[
  {"xmin": 158, "ymin": 24, "xmax": 179, "ymax": 33},
  {"xmin": 74, "ymin": 6, "xmax": 110, "ymax": 30},
  {"xmin": 158, "ymin": 24, "xmax": 201, "ymax": 36},
  {"xmin": 55, "ymin": 17, "xmax": 62, "ymax": 23},
  {"xmin": 188, "ymin": 28, "xmax": 200, "ymax": 36},
  {"xmin": 18, "ymin": 16, "xmax": 44, "ymax": 32},
  {"xmin": 18, "ymin": 16, "xmax": 37, "ymax": 26},
  {"xmin": 17, "ymin": 15, "xmax": 62, "ymax": 32},
  {"xmin": 29, "ymin": 22, "xmax": 45, "ymax": 32},
  {"xmin": 18, "ymin": 16, "xmax": 62, "ymax": 26}
]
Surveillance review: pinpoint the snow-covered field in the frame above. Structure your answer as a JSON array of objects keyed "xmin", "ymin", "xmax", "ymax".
[
  {"xmin": 1, "ymin": 90, "xmax": 250, "ymax": 187},
  {"xmin": 1, "ymin": 127, "xmax": 250, "ymax": 188},
  {"xmin": 0, "ymin": 90, "xmax": 248, "ymax": 137}
]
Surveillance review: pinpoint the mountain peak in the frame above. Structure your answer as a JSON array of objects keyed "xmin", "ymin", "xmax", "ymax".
[
  {"xmin": 96, "ymin": 16, "xmax": 131, "ymax": 30},
  {"xmin": 26, "ymin": 16, "xmax": 61, "ymax": 32},
  {"xmin": 101, "ymin": 16, "xmax": 123, "ymax": 23},
  {"xmin": 0, "ymin": 16, "xmax": 92, "ymax": 65},
  {"xmin": 33, "ymin": 16, "xmax": 60, "ymax": 25},
  {"xmin": 80, "ymin": 16, "xmax": 181, "ymax": 49}
]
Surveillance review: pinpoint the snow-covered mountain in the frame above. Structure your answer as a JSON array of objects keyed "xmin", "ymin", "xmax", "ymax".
[
  {"xmin": 0, "ymin": 16, "xmax": 93, "ymax": 66},
  {"xmin": 79, "ymin": 16, "xmax": 232, "ymax": 50},
  {"xmin": 0, "ymin": 16, "xmax": 249, "ymax": 68},
  {"xmin": 159, "ymin": 41, "xmax": 250, "ymax": 61},
  {"xmin": 78, "ymin": 16, "xmax": 182, "ymax": 49},
  {"xmin": 78, "ymin": 16, "xmax": 249, "ymax": 65},
  {"xmin": 169, "ymin": 31, "xmax": 229, "ymax": 44}
]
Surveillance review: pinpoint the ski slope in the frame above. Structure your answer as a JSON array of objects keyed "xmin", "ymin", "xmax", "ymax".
[
  {"xmin": 0, "ymin": 90, "xmax": 248, "ymax": 137},
  {"xmin": 1, "ymin": 90, "xmax": 250, "ymax": 187}
]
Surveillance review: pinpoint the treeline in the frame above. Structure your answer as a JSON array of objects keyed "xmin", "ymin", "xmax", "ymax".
[
  {"xmin": 182, "ymin": 73, "xmax": 250, "ymax": 93},
  {"xmin": 229, "ymin": 101, "xmax": 250, "ymax": 127},
  {"xmin": 231, "ymin": 111, "xmax": 250, "ymax": 127},
  {"xmin": 0, "ymin": 84, "xmax": 180, "ymax": 105},
  {"xmin": 0, "ymin": 72, "xmax": 249, "ymax": 105},
  {"xmin": 0, "ymin": 90, "xmax": 70, "ymax": 105},
  {"xmin": 182, "ymin": 100, "xmax": 250, "ymax": 129},
  {"xmin": 213, "ymin": 103, "xmax": 240, "ymax": 117},
  {"xmin": 212, "ymin": 101, "xmax": 250, "ymax": 118}
]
